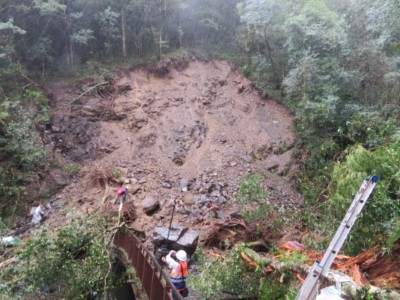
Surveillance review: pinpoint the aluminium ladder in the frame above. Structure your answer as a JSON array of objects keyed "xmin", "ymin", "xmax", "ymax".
[{"xmin": 296, "ymin": 175, "xmax": 379, "ymax": 300}]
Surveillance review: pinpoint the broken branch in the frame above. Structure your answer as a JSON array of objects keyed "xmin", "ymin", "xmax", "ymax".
[
  {"xmin": 240, "ymin": 247, "xmax": 400, "ymax": 300},
  {"xmin": 0, "ymin": 257, "xmax": 16, "ymax": 268},
  {"xmin": 71, "ymin": 81, "xmax": 109, "ymax": 104}
]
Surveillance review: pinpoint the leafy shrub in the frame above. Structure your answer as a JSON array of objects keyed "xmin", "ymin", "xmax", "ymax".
[
  {"xmin": 0, "ymin": 212, "xmax": 121, "ymax": 299},
  {"xmin": 23, "ymin": 89, "xmax": 50, "ymax": 123},
  {"xmin": 1, "ymin": 112, "xmax": 45, "ymax": 171},
  {"xmin": 259, "ymin": 277, "xmax": 296, "ymax": 300},
  {"xmin": 0, "ymin": 177, "xmax": 26, "ymax": 221},
  {"xmin": 189, "ymin": 246, "xmax": 260, "ymax": 299},
  {"xmin": 190, "ymin": 245, "xmax": 297, "ymax": 300},
  {"xmin": 321, "ymin": 143, "xmax": 400, "ymax": 254},
  {"xmin": 63, "ymin": 163, "xmax": 80, "ymax": 176},
  {"xmin": 235, "ymin": 174, "xmax": 267, "ymax": 205},
  {"xmin": 345, "ymin": 111, "xmax": 397, "ymax": 147}
]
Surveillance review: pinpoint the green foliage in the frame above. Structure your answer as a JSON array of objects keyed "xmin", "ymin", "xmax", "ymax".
[
  {"xmin": 190, "ymin": 245, "xmax": 297, "ymax": 299},
  {"xmin": 285, "ymin": 0, "xmax": 347, "ymax": 62},
  {"xmin": 238, "ymin": 0, "xmax": 400, "ymax": 178},
  {"xmin": 259, "ymin": 277, "xmax": 296, "ymax": 300},
  {"xmin": 235, "ymin": 174, "xmax": 286, "ymax": 240},
  {"xmin": 0, "ymin": 88, "xmax": 50, "ymax": 219},
  {"xmin": 244, "ymin": 203, "xmax": 284, "ymax": 240},
  {"xmin": 0, "ymin": 46, "xmax": 23, "ymax": 95},
  {"xmin": 23, "ymin": 89, "xmax": 50, "ymax": 122},
  {"xmin": 189, "ymin": 246, "xmax": 259, "ymax": 299},
  {"xmin": 320, "ymin": 143, "xmax": 400, "ymax": 254},
  {"xmin": 1, "ymin": 114, "xmax": 45, "ymax": 171},
  {"xmin": 0, "ymin": 170, "xmax": 25, "ymax": 217},
  {"xmin": 276, "ymin": 250, "xmax": 309, "ymax": 266},
  {"xmin": 63, "ymin": 163, "xmax": 80, "ymax": 176},
  {"xmin": 345, "ymin": 111, "xmax": 397, "ymax": 147},
  {"xmin": 384, "ymin": 217, "xmax": 400, "ymax": 254},
  {"xmin": 0, "ymin": 212, "xmax": 121, "ymax": 299},
  {"xmin": 111, "ymin": 169, "xmax": 122, "ymax": 179},
  {"xmin": 235, "ymin": 174, "xmax": 266, "ymax": 205}
]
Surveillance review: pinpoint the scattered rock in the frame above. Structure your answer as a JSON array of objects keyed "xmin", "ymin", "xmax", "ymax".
[
  {"xmin": 51, "ymin": 126, "xmax": 61, "ymax": 133},
  {"xmin": 49, "ymin": 169, "xmax": 69, "ymax": 186},
  {"xmin": 161, "ymin": 181, "xmax": 172, "ymax": 189},
  {"xmin": 183, "ymin": 194, "xmax": 196, "ymax": 205},
  {"xmin": 80, "ymin": 98, "xmax": 115, "ymax": 121},
  {"xmin": 268, "ymin": 164, "xmax": 279, "ymax": 171},
  {"xmin": 152, "ymin": 226, "xmax": 186, "ymax": 244},
  {"xmin": 151, "ymin": 226, "xmax": 199, "ymax": 256},
  {"xmin": 117, "ymin": 83, "xmax": 132, "ymax": 94},
  {"xmin": 125, "ymin": 184, "xmax": 141, "ymax": 195},
  {"xmin": 243, "ymin": 155, "xmax": 252, "ymax": 163},
  {"xmin": 142, "ymin": 197, "xmax": 160, "ymax": 215},
  {"xmin": 129, "ymin": 111, "xmax": 148, "ymax": 131},
  {"xmin": 179, "ymin": 179, "xmax": 190, "ymax": 191}
]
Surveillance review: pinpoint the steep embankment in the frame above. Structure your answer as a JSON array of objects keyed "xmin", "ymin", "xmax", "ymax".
[{"xmin": 42, "ymin": 60, "xmax": 302, "ymax": 244}]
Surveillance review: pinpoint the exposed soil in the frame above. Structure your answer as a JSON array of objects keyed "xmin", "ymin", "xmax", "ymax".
[{"xmin": 39, "ymin": 60, "xmax": 303, "ymax": 245}]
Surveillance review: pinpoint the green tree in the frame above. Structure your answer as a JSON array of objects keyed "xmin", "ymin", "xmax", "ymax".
[
  {"xmin": 237, "ymin": 0, "xmax": 289, "ymax": 89},
  {"xmin": 327, "ymin": 143, "xmax": 400, "ymax": 254}
]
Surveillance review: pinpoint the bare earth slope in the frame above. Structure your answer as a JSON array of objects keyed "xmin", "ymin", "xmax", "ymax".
[{"xmin": 44, "ymin": 60, "xmax": 302, "ymax": 241}]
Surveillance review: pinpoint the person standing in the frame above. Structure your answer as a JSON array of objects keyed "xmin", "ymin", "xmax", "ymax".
[
  {"xmin": 162, "ymin": 250, "xmax": 189, "ymax": 299},
  {"xmin": 114, "ymin": 186, "xmax": 128, "ymax": 214},
  {"xmin": 114, "ymin": 187, "xmax": 127, "ymax": 205}
]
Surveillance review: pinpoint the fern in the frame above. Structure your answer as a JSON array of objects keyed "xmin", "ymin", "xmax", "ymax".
[{"xmin": 324, "ymin": 142, "xmax": 400, "ymax": 255}]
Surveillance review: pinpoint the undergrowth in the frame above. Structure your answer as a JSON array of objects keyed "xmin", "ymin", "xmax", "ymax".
[
  {"xmin": 189, "ymin": 245, "xmax": 297, "ymax": 300},
  {"xmin": 299, "ymin": 142, "xmax": 400, "ymax": 255},
  {"xmin": 0, "ymin": 211, "xmax": 123, "ymax": 299}
]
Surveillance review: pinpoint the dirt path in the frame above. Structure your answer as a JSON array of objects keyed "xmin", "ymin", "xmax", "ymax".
[{"xmin": 42, "ymin": 60, "xmax": 303, "ymax": 245}]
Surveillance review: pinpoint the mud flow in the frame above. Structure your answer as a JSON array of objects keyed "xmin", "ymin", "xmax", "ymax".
[{"xmin": 43, "ymin": 60, "xmax": 303, "ymax": 244}]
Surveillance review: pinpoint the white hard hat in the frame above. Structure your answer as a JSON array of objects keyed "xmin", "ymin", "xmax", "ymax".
[{"xmin": 176, "ymin": 250, "xmax": 187, "ymax": 262}]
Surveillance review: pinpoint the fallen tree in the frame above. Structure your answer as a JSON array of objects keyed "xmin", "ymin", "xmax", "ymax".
[{"xmin": 241, "ymin": 247, "xmax": 400, "ymax": 300}]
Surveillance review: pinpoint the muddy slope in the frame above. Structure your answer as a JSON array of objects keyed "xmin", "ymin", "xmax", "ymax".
[{"xmin": 44, "ymin": 60, "xmax": 303, "ymax": 240}]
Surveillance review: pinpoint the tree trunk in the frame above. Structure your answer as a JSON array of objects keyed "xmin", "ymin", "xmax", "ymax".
[
  {"xmin": 159, "ymin": 26, "xmax": 163, "ymax": 59},
  {"xmin": 121, "ymin": 6, "xmax": 127, "ymax": 61},
  {"xmin": 64, "ymin": 2, "xmax": 73, "ymax": 70},
  {"xmin": 263, "ymin": 38, "xmax": 280, "ymax": 90},
  {"xmin": 241, "ymin": 247, "xmax": 400, "ymax": 300}
]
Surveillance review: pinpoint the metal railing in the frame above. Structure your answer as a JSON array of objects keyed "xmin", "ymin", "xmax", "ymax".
[{"xmin": 113, "ymin": 229, "xmax": 184, "ymax": 300}]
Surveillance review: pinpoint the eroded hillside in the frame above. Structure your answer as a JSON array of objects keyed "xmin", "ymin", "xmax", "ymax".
[{"xmin": 40, "ymin": 60, "xmax": 302, "ymax": 245}]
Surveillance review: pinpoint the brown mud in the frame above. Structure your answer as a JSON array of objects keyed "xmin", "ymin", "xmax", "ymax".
[{"xmin": 40, "ymin": 60, "xmax": 303, "ymax": 245}]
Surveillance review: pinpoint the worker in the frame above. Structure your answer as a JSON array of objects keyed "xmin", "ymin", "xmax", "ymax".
[
  {"xmin": 162, "ymin": 249, "xmax": 189, "ymax": 299},
  {"xmin": 114, "ymin": 186, "xmax": 127, "ymax": 205}
]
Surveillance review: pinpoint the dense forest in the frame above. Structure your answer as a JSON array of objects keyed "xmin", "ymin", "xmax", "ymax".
[{"xmin": 1, "ymin": 0, "xmax": 399, "ymax": 299}]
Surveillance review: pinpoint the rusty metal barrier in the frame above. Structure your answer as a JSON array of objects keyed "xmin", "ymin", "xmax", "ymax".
[{"xmin": 113, "ymin": 229, "xmax": 184, "ymax": 300}]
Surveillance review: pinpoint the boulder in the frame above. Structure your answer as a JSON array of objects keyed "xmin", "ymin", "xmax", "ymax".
[
  {"xmin": 142, "ymin": 197, "xmax": 160, "ymax": 215},
  {"xmin": 152, "ymin": 226, "xmax": 186, "ymax": 244},
  {"xmin": 176, "ymin": 229, "xmax": 199, "ymax": 255},
  {"xmin": 243, "ymin": 155, "xmax": 252, "ymax": 163},
  {"xmin": 151, "ymin": 226, "xmax": 199, "ymax": 256}
]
